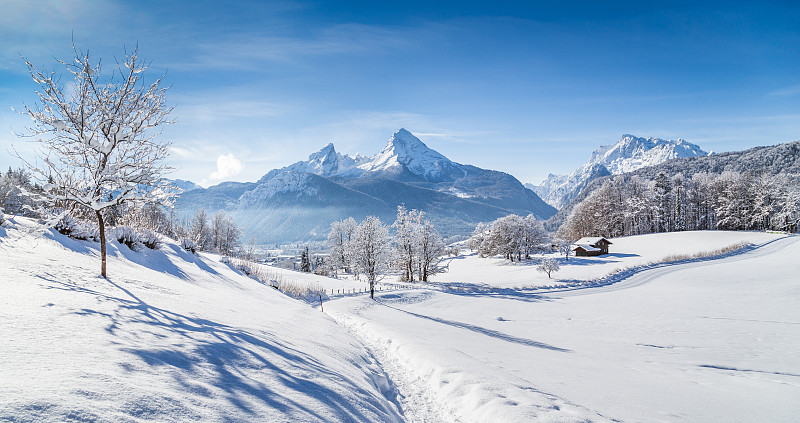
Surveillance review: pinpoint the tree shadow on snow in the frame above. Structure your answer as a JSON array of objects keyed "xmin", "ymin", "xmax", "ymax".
[
  {"xmin": 37, "ymin": 274, "xmax": 398, "ymax": 422},
  {"xmin": 420, "ymin": 281, "xmax": 556, "ymax": 303},
  {"xmin": 45, "ymin": 228, "xmax": 98, "ymax": 256},
  {"xmin": 164, "ymin": 243, "xmax": 219, "ymax": 276},
  {"xmin": 113, "ymin": 242, "xmax": 189, "ymax": 280},
  {"xmin": 377, "ymin": 300, "xmax": 571, "ymax": 353}
]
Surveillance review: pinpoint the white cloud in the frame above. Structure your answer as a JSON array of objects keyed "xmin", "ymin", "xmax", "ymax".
[{"xmin": 210, "ymin": 153, "xmax": 243, "ymax": 180}]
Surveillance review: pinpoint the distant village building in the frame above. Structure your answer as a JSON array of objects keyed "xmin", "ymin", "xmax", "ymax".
[{"xmin": 573, "ymin": 237, "xmax": 613, "ymax": 257}]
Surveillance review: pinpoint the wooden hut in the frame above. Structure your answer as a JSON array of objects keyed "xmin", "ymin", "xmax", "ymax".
[{"xmin": 573, "ymin": 237, "xmax": 613, "ymax": 256}]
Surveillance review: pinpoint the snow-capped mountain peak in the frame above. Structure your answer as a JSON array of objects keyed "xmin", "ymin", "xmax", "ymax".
[
  {"xmin": 360, "ymin": 128, "xmax": 459, "ymax": 181},
  {"xmin": 533, "ymin": 134, "xmax": 709, "ymax": 209},
  {"xmin": 590, "ymin": 134, "xmax": 708, "ymax": 174},
  {"xmin": 282, "ymin": 142, "xmax": 369, "ymax": 177}
]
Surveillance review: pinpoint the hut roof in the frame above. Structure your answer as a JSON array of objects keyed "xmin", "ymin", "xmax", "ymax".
[{"xmin": 575, "ymin": 237, "xmax": 613, "ymax": 246}]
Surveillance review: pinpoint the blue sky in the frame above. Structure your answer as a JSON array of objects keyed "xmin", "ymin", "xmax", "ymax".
[{"xmin": 1, "ymin": 0, "xmax": 799, "ymax": 186}]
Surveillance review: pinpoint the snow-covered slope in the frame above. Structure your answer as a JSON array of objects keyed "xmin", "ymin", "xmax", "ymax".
[
  {"xmin": 435, "ymin": 230, "xmax": 783, "ymax": 288},
  {"xmin": 535, "ymin": 134, "xmax": 710, "ymax": 209},
  {"xmin": 0, "ymin": 217, "xmax": 402, "ymax": 422}
]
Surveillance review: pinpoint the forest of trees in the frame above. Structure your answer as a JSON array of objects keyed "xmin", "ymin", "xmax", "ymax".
[{"xmin": 558, "ymin": 171, "xmax": 800, "ymax": 240}]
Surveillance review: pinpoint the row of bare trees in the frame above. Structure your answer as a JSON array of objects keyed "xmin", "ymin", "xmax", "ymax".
[{"xmin": 327, "ymin": 206, "xmax": 447, "ymax": 298}]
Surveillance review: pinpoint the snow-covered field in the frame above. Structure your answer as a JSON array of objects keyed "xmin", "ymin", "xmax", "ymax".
[
  {"xmin": 2, "ymin": 216, "xmax": 798, "ymax": 422},
  {"xmin": 435, "ymin": 231, "xmax": 784, "ymax": 288},
  {"xmin": 0, "ymin": 217, "xmax": 402, "ymax": 422},
  {"xmin": 327, "ymin": 233, "xmax": 800, "ymax": 422}
]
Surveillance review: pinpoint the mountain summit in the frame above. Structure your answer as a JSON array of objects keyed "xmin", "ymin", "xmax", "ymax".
[
  {"xmin": 361, "ymin": 128, "xmax": 460, "ymax": 181},
  {"xmin": 531, "ymin": 134, "xmax": 710, "ymax": 209}
]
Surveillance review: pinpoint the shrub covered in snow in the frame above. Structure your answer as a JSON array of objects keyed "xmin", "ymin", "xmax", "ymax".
[
  {"xmin": 51, "ymin": 213, "xmax": 99, "ymax": 242},
  {"xmin": 111, "ymin": 226, "xmax": 163, "ymax": 251},
  {"xmin": 138, "ymin": 228, "xmax": 162, "ymax": 250},
  {"xmin": 0, "ymin": 208, "xmax": 5, "ymax": 226},
  {"xmin": 181, "ymin": 237, "xmax": 197, "ymax": 254},
  {"xmin": 112, "ymin": 226, "xmax": 140, "ymax": 250}
]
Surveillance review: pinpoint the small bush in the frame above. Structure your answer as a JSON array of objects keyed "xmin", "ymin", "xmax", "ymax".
[{"xmin": 660, "ymin": 241, "xmax": 750, "ymax": 263}]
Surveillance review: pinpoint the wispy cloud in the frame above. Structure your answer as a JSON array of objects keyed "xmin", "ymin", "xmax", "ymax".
[
  {"xmin": 0, "ymin": 0, "xmax": 127, "ymax": 69},
  {"xmin": 166, "ymin": 23, "xmax": 420, "ymax": 71},
  {"xmin": 769, "ymin": 85, "xmax": 800, "ymax": 97},
  {"xmin": 174, "ymin": 100, "xmax": 292, "ymax": 122}
]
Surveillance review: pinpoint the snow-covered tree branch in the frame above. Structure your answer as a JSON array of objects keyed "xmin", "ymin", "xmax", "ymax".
[{"xmin": 16, "ymin": 43, "xmax": 176, "ymax": 278}]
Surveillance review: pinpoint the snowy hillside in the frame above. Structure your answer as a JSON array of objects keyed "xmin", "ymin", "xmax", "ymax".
[
  {"xmin": 533, "ymin": 134, "xmax": 709, "ymax": 209},
  {"xmin": 0, "ymin": 217, "xmax": 402, "ymax": 422},
  {"xmin": 2, "ymin": 216, "xmax": 798, "ymax": 422}
]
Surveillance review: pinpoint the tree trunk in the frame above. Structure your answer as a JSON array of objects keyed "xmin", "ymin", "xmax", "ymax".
[
  {"xmin": 370, "ymin": 280, "xmax": 374, "ymax": 299},
  {"xmin": 96, "ymin": 210, "xmax": 107, "ymax": 279}
]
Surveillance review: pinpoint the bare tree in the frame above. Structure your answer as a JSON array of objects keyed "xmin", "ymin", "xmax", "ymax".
[
  {"xmin": 414, "ymin": 219, "xmax": 446, "ymax": 282},
  {"xmin": 351, "ymin": 216, "xmax": 390, "ymax": 299},
  {"xmin": 393, "ymin": 205, "xmax": 420, "ymax": 281},
  {"xmin": 211, "ymin": 211, "xmax": 241, "ymax": 256},
  {"xmin": 190, "ymin": 208, "xmax": 211, "ymax": 250},
  {"xmin": 17, "ymin": 43, "xmax": 174, "ymax": 278},
  {"xmin": 327, "ymin": 217, "xmax": 357, "ymax": 277},
  {"xmin": 537, "ymin": 258, "xmax": 560, "ymax": 279}
]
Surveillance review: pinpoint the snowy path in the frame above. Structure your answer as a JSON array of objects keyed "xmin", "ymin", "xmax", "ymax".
[
  {"xmin": 326, "ymin": 234, "xmax": 800, "ymax": 422},
  {"xmin": 329, "ymin": 298, "xmax": 462, "ymax": 423}
]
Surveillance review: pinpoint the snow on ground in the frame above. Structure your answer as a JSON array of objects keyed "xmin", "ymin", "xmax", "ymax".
[
  {"xmin": 253, "ymin": 263, "xmax": 418, "ymax": 298},
  {"xmin": 435, "ymin": 231, "xmax": 784, "ymax": 288},
  {"xmin": 326, "ymin": 233, "xmax": 800, "ymax": 422},
  {"xmin": 3, "ymin": 218, "xmax": 798, "ymax": 422},
  {"xmin": 0, "ymin": 216, "xmax": 402, "ymax": 422}
]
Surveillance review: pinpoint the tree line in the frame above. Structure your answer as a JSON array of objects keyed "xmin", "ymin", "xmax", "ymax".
[{"xmin": 558, "ymin": 171, "xmax": 800, "ymax": 240}]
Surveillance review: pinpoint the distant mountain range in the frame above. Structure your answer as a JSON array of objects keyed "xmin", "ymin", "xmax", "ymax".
[
  {"xmin": 175, "ymin": 129, "xmax": 556, "ymax": 243},
  {"xmin": 528, "ymin": 134, "xmax": 710, "ymax": 209},
  {"xmin": 543, "ymin": 138, "xmax": 800, "ymax": 231}
]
